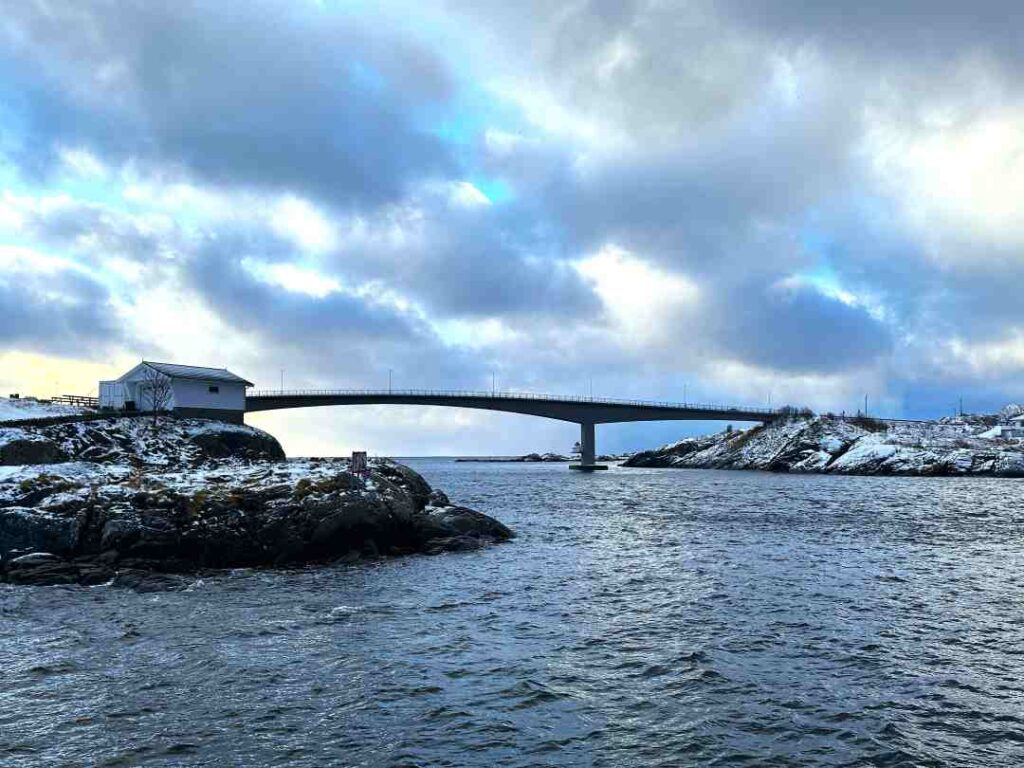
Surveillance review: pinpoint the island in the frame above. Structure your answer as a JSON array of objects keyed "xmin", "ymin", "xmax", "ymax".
[
  {"xmin": 0, "ymin": 402, "xmax": 513, "ymax": 589},
  {"xmin": 455, "ymin": 452, "xmax": 623, "ymax": 463},
  {"xmin": 624, "ymin": 409, "xmax": 1024, "ymax": 476}
]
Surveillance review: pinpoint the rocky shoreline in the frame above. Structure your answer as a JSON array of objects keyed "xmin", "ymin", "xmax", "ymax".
[
  {"xmin": 624, "ymin": 414, "xmax": 1024, "ymax": 477},
  {"xmin": 0, "ymin": 415, "xmax": 513, "ymax": 589}
]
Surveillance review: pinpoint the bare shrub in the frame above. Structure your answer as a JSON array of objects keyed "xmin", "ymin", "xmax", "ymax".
[
  {"xmin": 849, "ymin": 415, "xmax": 886, "ymax": 433},
  {"xmin": 139, "ymin": 367, "xmax": 173, "ymax": 425}
]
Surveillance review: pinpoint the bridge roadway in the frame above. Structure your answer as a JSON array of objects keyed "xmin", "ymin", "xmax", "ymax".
[{"xmin": 246, "ymin": 389, "xmax": 777, "ymax": 470}]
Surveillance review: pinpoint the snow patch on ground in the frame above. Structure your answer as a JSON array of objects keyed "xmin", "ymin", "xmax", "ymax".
[
  {"xmin": 0, "ymin": 428, "xmax": 31, "ymax": 449},
  {"xmin": 0, "ymin": 398, "xmax": 89, "ymax": 422},
  {"xmin": 185, "ymin": 421, "xmax": 255, "ymax": 436}
]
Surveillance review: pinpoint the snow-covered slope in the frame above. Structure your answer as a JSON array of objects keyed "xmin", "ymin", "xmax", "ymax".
[
  {"xmin": 625, "ymin": 416, "xmax": 1024, "ymax": 477},
  {"xmin": 0, "ymin": 397, "xmax": 90, "ymax": 423}
]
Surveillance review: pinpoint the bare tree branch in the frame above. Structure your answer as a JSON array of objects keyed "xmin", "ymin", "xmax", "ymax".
[{"xmin": 140, "ymin": 367, "xmax": 173, "ymax": 424}]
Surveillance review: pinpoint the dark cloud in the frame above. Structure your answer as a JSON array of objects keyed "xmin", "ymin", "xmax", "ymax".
[
  {"xmin": 441, "ymin": 0, "xmax": 775, "ymax": 135},
  {"xmin": 10, "ymin": 199, "xmax": 177, "ymax": 270},
  {"xmin": 719, "ymin": 1, "xmax": 1024, "ymax": 66},
  {"xmin": 0, "ymin": 266, "xmax": 125, "ymax": 356},
  {"xmin": 321, "ymin": 193, "xmax": 602, "ymax": 320},
  {"xmin": 708, "ymin": 279, "xmax": 892, "ymax": 373},
  {"xmin": 546, "ymin": 91, "xmax": 859, "ymax": 277}
]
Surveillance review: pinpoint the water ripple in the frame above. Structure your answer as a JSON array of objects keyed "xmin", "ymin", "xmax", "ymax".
[{"xmin": 2, "ymin": 463, "xmax": 1024, "ymax": 766}]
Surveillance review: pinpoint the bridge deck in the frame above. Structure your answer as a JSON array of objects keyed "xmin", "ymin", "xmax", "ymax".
[{"xmin": 245, "ymin": 389, "xmax": 776, "ymax": 425}]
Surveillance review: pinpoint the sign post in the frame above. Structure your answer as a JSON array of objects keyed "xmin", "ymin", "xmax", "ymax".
[{"xmin": 351, "ymin": 450, "xmax": 368, "ymax": 481}]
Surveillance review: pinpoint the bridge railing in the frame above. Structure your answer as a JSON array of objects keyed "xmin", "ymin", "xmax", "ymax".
[{"xmin": 246, "ymin": 388, "xmax": 777, "ymax": 416}]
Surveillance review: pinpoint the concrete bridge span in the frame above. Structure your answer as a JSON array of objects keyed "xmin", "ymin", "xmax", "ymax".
[{"xmin": 245, "ymin": 389, "xmax": 777, "ymax": 470}]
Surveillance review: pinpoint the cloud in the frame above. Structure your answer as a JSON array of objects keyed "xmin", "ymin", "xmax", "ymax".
[
  {"xmin": 181, "ymin": 229, "xmax": 486, "ymax": 388},
  {"xmin": 0, "ymin": 0, "xmax": 455, "ymax": 209},
  {"xmin": 707, "ymin": 277, "xmax": 893, "ymax": 374},
  {"xmin": 0, "ymin": 246, "xmax": 126, "ymax": 356},
  {"xmin": 3, "ymin": 0, "xmax": 1024, "ymax": 455},
  {"xmin": 717, "ymin": 1, "xmax": 1024, "ymax": 69}
]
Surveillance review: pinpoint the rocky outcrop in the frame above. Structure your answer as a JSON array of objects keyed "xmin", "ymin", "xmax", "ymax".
[
  {"xmin": 414, "ymin": 505, "xmax": 515, "ymax": 554},
  {"xmin": 0, "ymin": 431, "xmax": 68, "ymax": 465},
  {"xmin": 187, "ymin": 428, "xmax": 286, "ymax": 462},
  {"xmin": 0, "ymin": 420, "xmax": 513, "ymax": 589},
  {"xmin": 456, "ymin": 452, "xmax": 574, "ymax": 463},
  {"xmin": 0, "ymin": 416, "xmax": 285, "ymax": 467},
  {"xmin": 624, "ymin": 416, "xmax": 1024, "ymax": 477}
]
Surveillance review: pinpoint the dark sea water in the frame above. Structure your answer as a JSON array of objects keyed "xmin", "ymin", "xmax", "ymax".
[{"xmin": 3, "ymin": 461, "xmax": 1024, "ymax": 767}]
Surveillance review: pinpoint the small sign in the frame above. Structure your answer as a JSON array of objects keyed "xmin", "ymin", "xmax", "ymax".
[{"xmin": 351, "ymin": 451, "xmax": 368, "ymax": 476}]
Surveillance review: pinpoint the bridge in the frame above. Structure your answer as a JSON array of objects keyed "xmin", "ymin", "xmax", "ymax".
[{"xmin": 245, "ymin": 389, "xmax": 777, "ymax": 470}]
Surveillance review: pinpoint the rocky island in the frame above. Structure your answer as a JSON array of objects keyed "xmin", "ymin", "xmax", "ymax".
[
  {"xmin": 624, "ymin": 410, "xmax": 1024, "ymax": 476},
  {"xmin": 455, "ymin": 452, "xmax": 623, "ymax": 463},
  {"xmin": 0, "ymin": 406, "xmax": 513, "ymax": 589}
]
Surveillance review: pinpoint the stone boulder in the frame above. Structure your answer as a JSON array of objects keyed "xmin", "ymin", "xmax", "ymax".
[
  {"xmin": 413, "ymin": 504, "xmax": 514, "ymax": 554},
  {"xmin": 0, "ymin": 434, "xmax": 68, "ymax": 466},
  {"xmin": 371, "ymin": 460, "xmax": 433, "ymax": 509},
  {"xmin": 4, "ymin": 552, "xmax": 81, "ymax": 585},
  {"xmin": 0, "ymin": 506, "xmax": 87, "ymax": 559},
  {"xmin": 188, "ymin": 428, "xmax": 285, "ymax": 462}
]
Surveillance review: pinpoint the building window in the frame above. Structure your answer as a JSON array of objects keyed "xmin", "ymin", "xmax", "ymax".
[{"xmin": 208, "ymin": 385, "xmax": 219, "ymax": 394}]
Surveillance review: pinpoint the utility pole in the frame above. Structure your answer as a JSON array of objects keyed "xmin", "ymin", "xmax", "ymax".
[
  {"xmin": 683, "ymin": 383, "xmax": 687, "ymax": 404},
  {"xmin": 388, "ymin": 369, "xmax": 392, "ymax": 394},
  {"xmin": 491, "ymin": 371, "xmax": 495, "ymax": 396},
  {"xmin": 959, "ymin": 395, "xmax": 963, "ymax": 417},
  {"xmin": 280, "ymin": 368, "xmax": 284, "ymax": 393},
  {"xmin": 864, "ymin": 394, "xmax": 868, "ymax": 416},
  {"xmin": 589, "ymin": 376, "xmax": 593, "ymax": 400}
]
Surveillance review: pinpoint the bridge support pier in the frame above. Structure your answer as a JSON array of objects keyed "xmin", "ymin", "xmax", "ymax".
[{"xmin": 569, "ymin": 421, "xmax": 608, "ymax": 471}]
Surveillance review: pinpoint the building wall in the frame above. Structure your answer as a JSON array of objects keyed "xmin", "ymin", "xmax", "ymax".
[
  {"xmin": 170, "ymin": 379, "xmax": 246, "ymax": 411},
  {"xmin": 174, "ymin": 407, "xmax": 245, "ymax": 424},
  {"xmin": 98, "ymin": 381, "xmax": 127, "ymax": 409}
]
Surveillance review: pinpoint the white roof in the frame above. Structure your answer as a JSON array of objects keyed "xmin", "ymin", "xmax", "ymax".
[
  {"xmin": 1010, "ymin": 414, "xmax": 1024, "ymax": 422},
  {"xmin": 135, "ymin": 362, "xmax": 253, "ymax": 386}
]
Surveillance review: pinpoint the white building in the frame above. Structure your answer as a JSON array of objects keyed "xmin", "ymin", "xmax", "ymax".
[
  {"xmin": 99, "ymin": 362, "xmax": 252, "ymax": 423},
  {"xmin": 979, "ymin": 413, "xmax": 1024, "ymax": 440},
  {"xmin": 1004, "ymin": 414, "xmax": 1024, "ymax": 439}
]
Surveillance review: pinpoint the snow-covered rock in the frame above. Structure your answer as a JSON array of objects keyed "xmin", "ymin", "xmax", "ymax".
[
  {"xmin": 0, "ymin": 417, "xmax": 513, "ymax": 587},
  {"xmin": 624, "ymin": 416, "xmax": 1024, "ymax": 477},
  {"xmin": 0, "ymin": 416, "xmax": 284, "ymax": 467},
  {"xmin": 0, "ymin": 428, "xmax": 69, "ymax": 465},
  {"xmin": 999, "ymin": 404, "xmax": 1024, "ymax": 421}
]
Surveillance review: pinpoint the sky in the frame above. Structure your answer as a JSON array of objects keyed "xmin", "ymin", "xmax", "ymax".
[{"xmin": 2, "ymin": 0, "xmax": 1024, "ymax": 456}]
